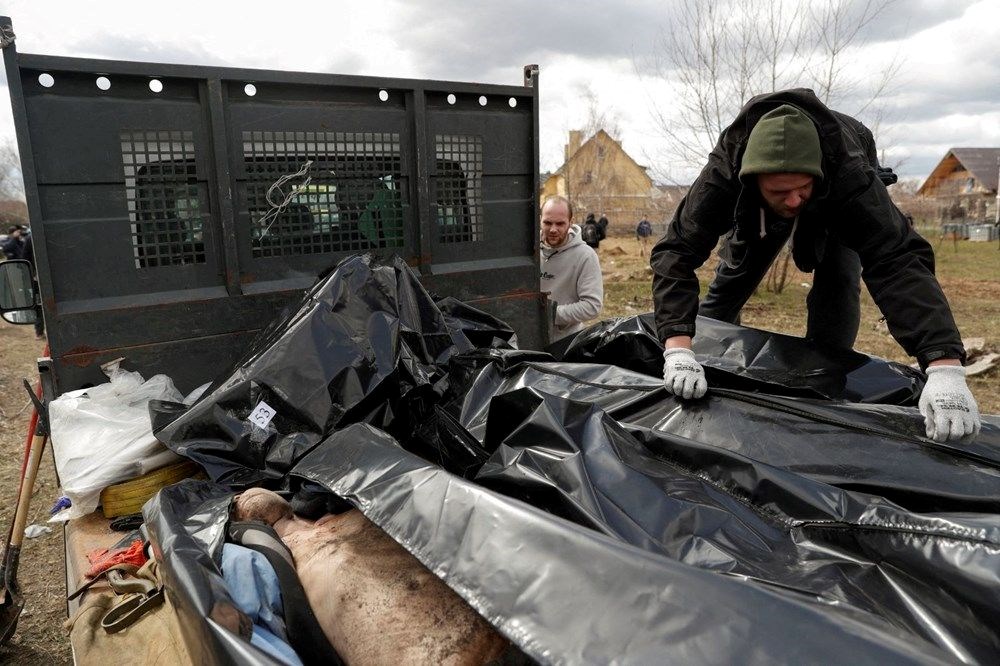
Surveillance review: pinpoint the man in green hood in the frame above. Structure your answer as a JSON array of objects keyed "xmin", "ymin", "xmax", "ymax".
[{"xmin": 650, "ymin": 89, "xmax": 980, "ymax": 443}]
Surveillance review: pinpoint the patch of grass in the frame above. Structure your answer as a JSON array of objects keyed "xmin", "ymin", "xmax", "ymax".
[{"xmin": 593, "ymin": 236, "xmax": 1000, "ymax": 415}]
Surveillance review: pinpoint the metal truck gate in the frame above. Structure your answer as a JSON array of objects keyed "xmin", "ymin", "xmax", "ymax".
[{"xmin": 1, "ymin": 16, "xmax": 543, "ymax": 395}]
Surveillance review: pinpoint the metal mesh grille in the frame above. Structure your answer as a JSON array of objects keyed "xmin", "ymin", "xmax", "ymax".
[
  {"xmin": 435, "ymin": 135, "xmax": 484, "ymax": 243},
  {"xmin": 122, "ymin": 130, "xmax": 206, "ymax": 268},
  {"xmin": 243, "ymin": 131, "xmax": 407, "ymax": 258}
]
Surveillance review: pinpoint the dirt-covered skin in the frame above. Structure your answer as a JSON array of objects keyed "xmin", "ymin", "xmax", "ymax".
[{"xmin": 235, "ymin": 488, "xmax": 508, "ymax": 665}]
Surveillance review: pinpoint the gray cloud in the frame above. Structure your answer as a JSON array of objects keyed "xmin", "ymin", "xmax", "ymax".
[
  {"xmin": 0, "ymin": 0, "xmax": 995, "ymax": 184},
  {"xmin": 64, "ymin": 32, "xmax": 229, "ymax": 67},
  {"xmin": 389, "ymin": 0, "xmax": 668, "ymax": 81},
  {"xmin": 323, "ymin": 51, "xmax": 370, "ymax": 78},
  {"xmin": 860, "ymin": 0, "xmax": 977, "ymax": 43}
]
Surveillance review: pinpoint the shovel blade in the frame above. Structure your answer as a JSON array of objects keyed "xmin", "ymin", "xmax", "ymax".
[{"xmin": 0, "ymin": 595, "xmax": 24, "ymax": 647}]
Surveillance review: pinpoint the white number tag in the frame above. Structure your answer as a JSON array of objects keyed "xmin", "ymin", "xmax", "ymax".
[{"xmin": 249, "ymin": 400, "xmax": 277, "ymax": 429}]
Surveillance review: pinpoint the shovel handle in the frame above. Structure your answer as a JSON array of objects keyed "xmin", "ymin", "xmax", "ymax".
[{"xmin": 9, "ymin": 433, "xmax": 46, "ymax": 551}]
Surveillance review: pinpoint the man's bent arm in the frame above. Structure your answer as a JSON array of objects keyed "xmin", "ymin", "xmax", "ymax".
[
  {"xmin": 555, "ymin": 251, "xmax": 603, "ymax": 327},
  {"xmin": 840, "ymin": 178, "xmax": 966, "ymax": 367},
  {"xmin": 651, "ymin": 173, "xmax": 737, "ymax": 342}
]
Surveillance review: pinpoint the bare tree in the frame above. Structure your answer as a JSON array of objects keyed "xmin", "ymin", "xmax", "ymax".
[
  {"xmin": 579, "ymin": 84, "xmax": 622, "ymax": 141},
  {"xmin": 640, "ymin": 0, "xmax": 900, "ymax": 292},
  {"xmin": 0, "ymin": 139, "xmax": 24, "ymax": 201},
  {"xmin": 809, "ymin": 0, "xmax": 893, "ymax": 106},
  {"xmin": 642, "ymin": 0, "xmax": 900, "ymax": 180}
]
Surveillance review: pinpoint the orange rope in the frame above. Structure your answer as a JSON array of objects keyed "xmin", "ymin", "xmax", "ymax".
[{"xmin": 85, "ymin": 539, "xmax": 147, "ymax": 578}]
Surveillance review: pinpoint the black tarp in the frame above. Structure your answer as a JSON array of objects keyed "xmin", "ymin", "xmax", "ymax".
[
  {"xmin": 150, "ymin": 255, "xmax": 518, "ymax": 485},
  {"xmin": 549, "ymin": 313, "xmax": 926, "ymax": 404},
  {"xmin": 147, "ymin": 254, "xmax": 1000, "ymax": 665}
]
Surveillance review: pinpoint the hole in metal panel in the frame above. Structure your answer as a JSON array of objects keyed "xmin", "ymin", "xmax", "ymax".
[
  {"xmin": 120, "ymin": 130, "xmax": 207, "ymax": 268},
  {"xmin": 446, "ymin": 93, "xmax": 456, "ymax": 105},
  {"xmin": 478, "ymin": 96, "xmax": 487, "ymax": 106},
  {"xmin": 378, "ymin": 89, "xmax": 389, "ymax": 102},
  {"xmin": 149, "ymin": 79, "xmax": 163, "ymax": 93},
  {"xmin": 96, "ymin": 76, "xmax": 111, "ymax": 91},
  {"xmin": 244, "ymin": 83, "xmax": 257, "ymax": 97},
  {"xmin": 508, "ymin": 97, "xmax": 517, "ymax": 108},
  {"xmin": 435, "ymin": 134, "xmax": 484, "ymax": 244},
  {"xmin": 242, "ymin": 130, "xmax": 408, "ymax": 258},
  {"xmin": 38, "ymin": 73, "xmax": 54, "ymax": 88}
]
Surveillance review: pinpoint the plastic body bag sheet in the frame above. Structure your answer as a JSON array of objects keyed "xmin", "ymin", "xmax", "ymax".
[
  {"xmin": 150, "ymin": 254, "xmax": 516, "ymax": 485},
  {"xmin": 145, "ymin": 254, "xmax": 1000, "ymax": 664},
  {"xmin": 144, "ymin": 432, "xmax": 950, "ymax": 666},
  {"xmin": 457, "ymin": 358, "xmax": 1000, "ymax": 663},
  {"xmin": 549, "ymin": 313, "xmax": 926, "ymax": 404}
]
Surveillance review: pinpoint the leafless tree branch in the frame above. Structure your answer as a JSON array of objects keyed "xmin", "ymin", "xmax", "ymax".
[{"xmin": 639, "ymin": 0, "xmax": 901, "ymax": 180}]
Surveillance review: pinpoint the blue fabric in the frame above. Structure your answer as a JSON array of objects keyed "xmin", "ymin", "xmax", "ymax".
[
  {"xmin": 221, "ymin": 543, "xmax": 303, "ymax": 666},
  {"xmin": 250, "ymin": 625, "xmax": 305, "ymax": 666}
]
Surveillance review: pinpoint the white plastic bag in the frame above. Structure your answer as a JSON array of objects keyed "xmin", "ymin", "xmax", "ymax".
[{"xmin": 49, "ymin": 361, "xmax": 186, "ymax": 521}]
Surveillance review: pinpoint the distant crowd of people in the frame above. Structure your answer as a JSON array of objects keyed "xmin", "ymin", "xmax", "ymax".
[{"xmin": 577, "ymin": 210, "xmax": 655, "ymax": 255}]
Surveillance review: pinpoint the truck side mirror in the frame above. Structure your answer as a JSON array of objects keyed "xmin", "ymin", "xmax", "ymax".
[{"xmin": 0, "ymin": 259, "xmax": 39, "ymax": 325}]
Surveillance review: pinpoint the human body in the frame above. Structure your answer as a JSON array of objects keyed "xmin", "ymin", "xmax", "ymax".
[
  {"xmin": 650, "ymin": 89, "xmax": 979, "ymax": 442},
  {"xmin": 540, "ymin": 196, "xmax": 604, "ymax": 342},
  {"xmin": 234, "ymin": 488, "xmax": 508, "ymax": 665},
  {"xmin": 2, "ymin": 224, "xmax": 25, "ymax": 260},
  {"xmin": 2, "ymin": 224, "xmax": 44, "ymax": 338},
  {"xmin": 580, "ymin": 212, "xmax": 601, "ymax": 249},
  {"xmin": 636, "ymin": 218, "xmax": 653, "ymax": 256}
]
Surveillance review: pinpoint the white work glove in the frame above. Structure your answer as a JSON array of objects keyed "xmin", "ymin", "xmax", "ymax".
[
  {"xmin": 918, "ymin": 365, "xmax": 981, "ymax": 442},
  {"xmin": 662, "ymin": 348, "xmax": 708, "ymax": 400}
]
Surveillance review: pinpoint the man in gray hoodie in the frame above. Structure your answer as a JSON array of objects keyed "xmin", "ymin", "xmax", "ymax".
[{"xmin": 540, "ymin": 195, "xmax": 604, "ymax": 342}]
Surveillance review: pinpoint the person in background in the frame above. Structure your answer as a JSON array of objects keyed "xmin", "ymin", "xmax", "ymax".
[
  {"xmin": 650, "ymin": 89, "xmax": 980, "ymax": 443},
  {"xmin": 636, "ymin": 217, "xmax": 653, "ymax": 256},
  {"xmin": 540, "ymin": 196, "xmax": 603, "ymax": 342},
  {"xmin": 2, "ymin": 224, "xmax": 44, "ymax": 339},
  {"xmin": 2, "ymin": 224, "xmax": 25, "ymax": 259},
  {"xmin": 581, "ymin": 212, "xmax": 601, "ymax": 249},
  {"xmin": 597, "ymin": 212, "xmax": 609, "ymax": 240}
]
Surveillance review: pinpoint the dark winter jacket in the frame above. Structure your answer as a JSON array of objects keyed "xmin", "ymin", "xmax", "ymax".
[
  {"xmin": 581, "ymin": 221, "xmax": 601, "ymax": 248},
  {"xmin": 1, "ymin": 235, "xmax": 22, "ymax": 260},
  {"xmin": 650, "ymin": 89, "xmax": 965, "ymax": 367}
]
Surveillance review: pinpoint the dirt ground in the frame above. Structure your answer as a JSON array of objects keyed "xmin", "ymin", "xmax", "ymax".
[
  {"xmin": 0, "ymin": 234, "xmax": 995, "ymax": 664},
  {"xmin": 0, "ymin": 323, "xmax": 71, "ymax": 664}
]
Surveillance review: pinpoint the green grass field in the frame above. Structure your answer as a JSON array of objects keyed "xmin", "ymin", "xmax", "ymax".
[{"xmin": 596, "ymin": 235, "xmax": 1000, "ymax": 415}]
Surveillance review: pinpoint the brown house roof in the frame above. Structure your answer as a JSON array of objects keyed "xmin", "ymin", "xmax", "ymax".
[{"xmin": 919, "ymin": 147, "xmax": 1000, "ymax": 195}]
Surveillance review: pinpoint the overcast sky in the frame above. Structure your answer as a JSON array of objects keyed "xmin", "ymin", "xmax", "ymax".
[{"xmin": 0, "ymin": 0, "xmax": 997, "ymax": 184}]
